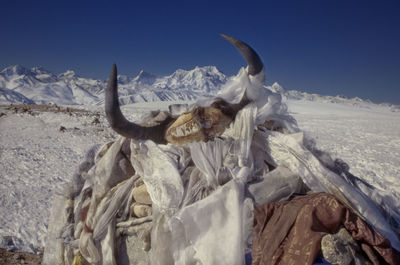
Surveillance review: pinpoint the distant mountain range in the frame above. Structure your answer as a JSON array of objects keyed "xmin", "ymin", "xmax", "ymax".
[
  {"xmin": 0, "ymin": 65, "xmax": 226, "ymax": 105},
  {"xmin": 1, "ymin": 65, "xmax": 398, "ymax": 111}
]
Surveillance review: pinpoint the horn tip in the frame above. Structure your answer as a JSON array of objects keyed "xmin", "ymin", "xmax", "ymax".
[
  {"xmin": 109, "ymin": 64, "xmax": 118, "ymax": 81},
  {"xmin": 220, "ymin": 33, "xmax": 236, "ymax": 43}
]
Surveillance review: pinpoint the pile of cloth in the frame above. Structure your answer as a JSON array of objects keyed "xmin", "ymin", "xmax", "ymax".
[{"xmin": 43, "ymin": 67, "xmax": 400, "ymax": 265}]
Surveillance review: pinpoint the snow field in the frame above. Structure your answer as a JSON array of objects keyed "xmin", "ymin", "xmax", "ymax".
[
  {"xmin": 289, "ymin": 100, "xmax": 400, "ymax": 195},
  {"xmin": 0, "ymin": 107, "xmax": 115, "ymax": 252},
  {"xmin": 0, "ymin": 99, "xmax": 399, "ymax": 253}
]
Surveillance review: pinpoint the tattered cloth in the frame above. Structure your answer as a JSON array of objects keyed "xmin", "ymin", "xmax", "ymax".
[{"xmin": 252, "ymin": 192, "xmax": 400, "ymax": 265}]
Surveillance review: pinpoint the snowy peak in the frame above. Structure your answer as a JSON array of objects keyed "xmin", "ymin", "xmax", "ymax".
[
  {"xmin": 155, "ymin": 66, "xmax": 227, "ymax": 93},
  {"xmin": 31, "ymin": 66, "xmax": 52, "ymax": 75},
  {"xmin": 132, "ymin": 70, "xmax": 157, "ymax": 86},
  {"xmin": 114, "ymin": 66, "xmax": 228, "ymax": 104},
  {"xmin": 117, "ymin": 75, "xmax": 132, "ymax": 85},
  {"xmin": 0, "ymin": 65, "xmax": 57, "ymax": 84},
  {"xmin": 31, "ymin": 67, "xmax": 57, "ymax": 83},
  {"xmin": 57, "ymin": 70, "xmax": 77, "ymax": 79},
  {"xmin": 168, "ymin": 66, "xmax": 225, "ymax": 82},
  {"xmin": 1, "ymin": 65, "xmax": 54, "ymax": 79},
  {"xmin": 1, "ymin": 65, "xmax": 31, "ymax": 77}
]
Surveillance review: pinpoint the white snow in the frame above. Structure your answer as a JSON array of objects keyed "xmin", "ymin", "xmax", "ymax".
[
  {"xmin": 0, "ymin": 99, "xmax": 399, "ymax": 253},
  {"xmin": 288, "ymin": 100, "xmax": 400, "ymax": 194},
  {"xmin": 0, "ymin": 105, "xmax": 115, "ymax": 252}
]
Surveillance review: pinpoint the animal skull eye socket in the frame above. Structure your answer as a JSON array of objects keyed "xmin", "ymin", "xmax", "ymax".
[
  {"xmin": 192, "ymin": 106, "xmax": 203, "ymax": 115},
  {"xmin": 192, "ymin": 107, "xmax": 213, "ymax": 128}
]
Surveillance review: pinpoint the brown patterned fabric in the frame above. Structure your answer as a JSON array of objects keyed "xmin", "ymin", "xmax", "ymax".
[
  {"xmin": 344, "ymin": 209, "xmax": 399, "ymax": 265},
  {"xmin": 252, "ymin": 192, "xmax": 400, "ymax": 265}
]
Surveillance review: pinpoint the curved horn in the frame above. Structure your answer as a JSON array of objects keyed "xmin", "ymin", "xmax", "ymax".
[
  {"xmin": 220, "ymin": 34, "xmax": 264, "ymax": 76},
  {"xmin": 105, "ymin": 64, "xmax": 169, "ymax": 143}
]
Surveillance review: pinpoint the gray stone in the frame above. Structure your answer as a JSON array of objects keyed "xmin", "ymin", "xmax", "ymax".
[{"xmin": 321, "ymin": 227, "xmax": 359, "ymax": 265}]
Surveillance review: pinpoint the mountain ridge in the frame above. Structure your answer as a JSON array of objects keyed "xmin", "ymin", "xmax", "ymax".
[{"xmin": 0, "ymin": 65, "xmax": 397, "ymax": 111}]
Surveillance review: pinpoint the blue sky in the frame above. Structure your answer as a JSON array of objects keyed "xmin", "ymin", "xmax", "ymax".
[{"xmin": 2, "ymin": 0, "xmax": 400, "ymax": 104}]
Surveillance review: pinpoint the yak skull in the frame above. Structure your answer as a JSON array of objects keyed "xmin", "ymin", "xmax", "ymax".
[
  {"xmin": 105, "ymin": 34, "xmax": 263, "ymax": 145},
  {"xmin": 165, "ymin": 106, "xmax": 232, "ymax": 145}
]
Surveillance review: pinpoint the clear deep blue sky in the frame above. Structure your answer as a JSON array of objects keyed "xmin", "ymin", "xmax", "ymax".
[{"xmin": 2, "ymin": 0, "xmax": 400, "ymax": 104}]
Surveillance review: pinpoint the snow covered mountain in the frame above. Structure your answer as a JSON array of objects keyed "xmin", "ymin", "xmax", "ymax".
[
  {"xmin": 1, "ymin": 65, "xmax": 397, "ymax": 110},
  {"xmin": 113, "ymin": 65, "xmax": 227, "ymax": 105},
  {"xmin": 267, "ymin": 82, "xmax": 400, "ymax": 110},
  {"xmin": 0, "ymin": 65, "xmax": 227, "ymax": 105},
  {"xmin": 0, "ymin": 65, "xmax": 100, "ymax": 105}
]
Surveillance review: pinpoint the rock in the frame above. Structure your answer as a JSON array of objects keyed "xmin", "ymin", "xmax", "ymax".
[
  {"xmin": 132, "ymin": 184, "xmax": 152, "ymax": 205},
  {"xmin": 131, "ymin": 203, "xmax": 152, "ymax": 218},
  {"xmin": 321, "ymin": 227, "xmax": 359, "ymax": 265}
]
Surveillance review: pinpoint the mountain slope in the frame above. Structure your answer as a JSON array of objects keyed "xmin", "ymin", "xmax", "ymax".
[{"xmin": 0, "ymin": 88, "xmax": 35, "ymax": 104}]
